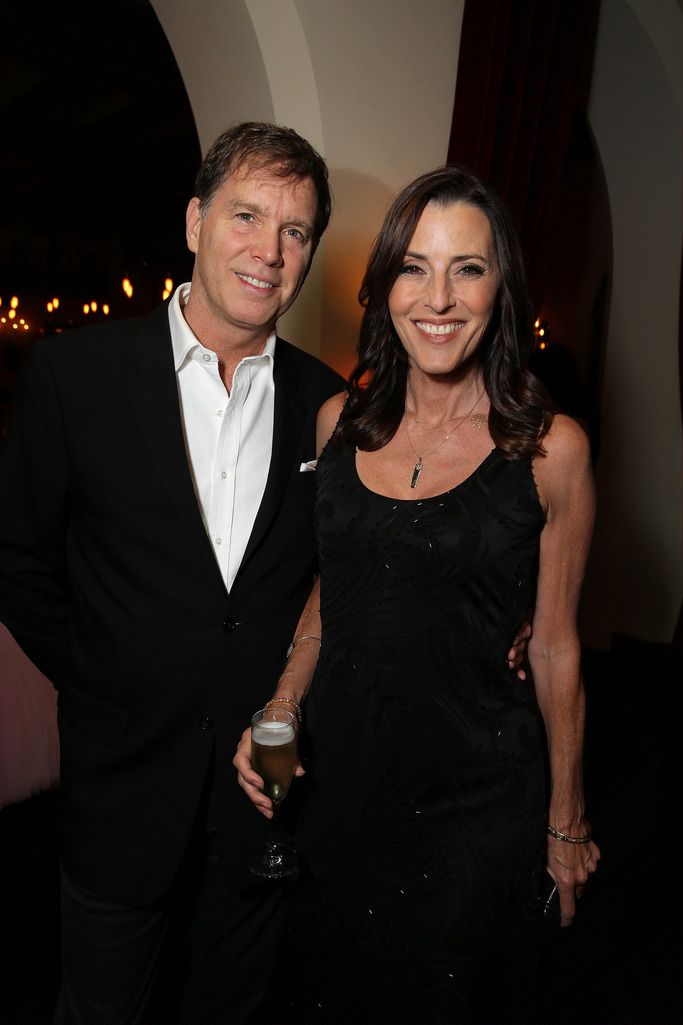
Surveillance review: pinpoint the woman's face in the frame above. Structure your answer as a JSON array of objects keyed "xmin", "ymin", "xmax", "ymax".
[{"xmin": 388, "ymin": 200, "xmax": 500, "ymax": 378}]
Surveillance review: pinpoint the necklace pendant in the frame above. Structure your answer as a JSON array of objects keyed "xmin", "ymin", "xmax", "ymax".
[{"xmin": 410, "ymin": 460, "xmax": 423, "ymax": 489}]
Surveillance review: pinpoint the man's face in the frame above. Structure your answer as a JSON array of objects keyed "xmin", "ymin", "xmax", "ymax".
[{"xmin": 185, "ymin": 165, "xmax": 318, "ymax": 345}]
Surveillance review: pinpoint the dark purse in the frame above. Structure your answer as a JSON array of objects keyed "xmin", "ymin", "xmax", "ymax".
[{"xmin": 537, "ymin": 869, "xmax": 561, "ymax": 930}]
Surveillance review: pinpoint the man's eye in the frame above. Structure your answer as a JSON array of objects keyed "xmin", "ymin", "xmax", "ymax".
[
  {"xmin": 284, "ymin": 227, "xmax": 306, "ymax": 242},
  {"xmin": 236, "ymin": 212, "xmax": 255, "ymax": 223}
]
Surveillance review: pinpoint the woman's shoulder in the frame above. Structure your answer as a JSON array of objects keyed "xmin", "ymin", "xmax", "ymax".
[
  {"xmin": 540, "ymin": 413, "xmax": 591, "ymax": 468},
  {"xmin": 316, "ymin": 391, "xmax": 348, "ymax": 455},
  {"xmin": 533, "ymin": 414, "xmax": 593, "ymax": 509}
]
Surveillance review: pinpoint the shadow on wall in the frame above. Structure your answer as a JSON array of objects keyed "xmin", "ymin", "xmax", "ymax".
[
  {"xmin": 574, "ymin": 348, "xmax": 676, "ymax": 643},
  {"xmin": 320, "ymin": 169, "xmax": 395, "ymax": 377}
]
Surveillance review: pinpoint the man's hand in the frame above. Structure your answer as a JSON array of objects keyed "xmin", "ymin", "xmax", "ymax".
[{"xmin": 507, "ymin": 620, "xmax": 532, "ymax": 679}]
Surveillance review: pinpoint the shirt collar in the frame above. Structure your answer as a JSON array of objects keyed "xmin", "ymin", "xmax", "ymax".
[{"xmin": 168, "ymin": 282, "xmax": 276, "ymax": 372}]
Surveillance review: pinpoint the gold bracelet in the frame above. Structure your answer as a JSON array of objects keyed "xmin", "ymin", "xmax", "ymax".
[
  {"xmin": 285, "ymin": 634, "xmax": 322, "ymax": 659},
  {"xmin": 547, "ymin": 822, "xmax": 592, "ymax": 844},
  {"xmin": 265, "ymin": 696, "xmax": 302, "ymax": 725}
]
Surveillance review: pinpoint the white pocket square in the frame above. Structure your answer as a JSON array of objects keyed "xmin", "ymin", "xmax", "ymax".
[{"xmin": 299, "ymin": 459, "xmax": 317, "ymax": 472}]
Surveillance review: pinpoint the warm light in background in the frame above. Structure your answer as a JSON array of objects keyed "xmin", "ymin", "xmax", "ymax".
[
  {"xmin": 53, "ymin": 297, "xmax": 60, "ymax": 309},
  {"xmin": 13, "ymin": 322, "xmax": 18, "ymax": 330},
  {"xmin": 91, "ymin": 301, "xmax": 98, "ymax": 312},
  {"xmin": 122, "ymin": 277, "xmax": 134, "ymax": 298},
  {"xmin": 19, "ymin": 318, "xmax": 25, "ymax": 325},
  {"xmin": 533, "ymin": 314, "xmax": 551, "ymax": 351},
  {"xmin": 103, "ymin": 304, "xmax": 110, "ymax": 315},
  {"xmin": 1, "ymin": 317, "xmax": 6, "ymax": 324},
  {"xmin": 23, "ymin": 323, "xmax": 29, "ymax": 331},
  {"xmin": 10, "ymin": 296, "xmax": 19, "ymax": 309},
  {"xmin": 47, "ymin": 301, "xmax": 54, "ymax": 312},
  {"xmin": 9, "ymin": 309, "xmax": 16, "ymax": 320},
  {"xmin": 162, "ymin": 277, "xmax": 173, "ymax": 300},
  {"xmin": 83, "ymin": 304, "xmax": 90, "ymax": 314}
]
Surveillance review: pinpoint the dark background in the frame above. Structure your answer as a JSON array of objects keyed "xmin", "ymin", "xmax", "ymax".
[{"xmin": 0, "ymin": 0, "xmax": 200, "ymax": 435}]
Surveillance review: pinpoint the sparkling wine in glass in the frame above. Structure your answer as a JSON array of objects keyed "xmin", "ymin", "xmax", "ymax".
[{"xmin": 248, "ymin": 707, "xmax": 298, "ymax": 879}]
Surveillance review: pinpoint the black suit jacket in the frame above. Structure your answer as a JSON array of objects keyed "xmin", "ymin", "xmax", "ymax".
[{"xmin": 0, "ymin": 303, "xmax": 344, "ymax": 903}]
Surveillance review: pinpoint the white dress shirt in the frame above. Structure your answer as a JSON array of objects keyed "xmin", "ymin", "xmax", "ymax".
[{"xmin": 168, "ymin": 283, "xmax": 275, "ymax": 592}]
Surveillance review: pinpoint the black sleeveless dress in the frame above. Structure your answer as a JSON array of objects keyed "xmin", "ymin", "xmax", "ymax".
[{"xmin": 285, "ymin": 440, "xmax": 548, "ymax": 1025}]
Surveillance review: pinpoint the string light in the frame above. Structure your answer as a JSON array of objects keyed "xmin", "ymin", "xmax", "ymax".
[
  {"xmin": 122, "ymin": 278, "xmax": 133, "ymax": 298},
  {"xmin": 103, "ymin": 304, "xmax": 110, "ymax": 315},
  {"xmin": 10, "ymin": 296, "xmax": 19, "ymax": 309},
  {"xmin": 83, "ymin": 304, "xmax": 90, "ymax": 314},
  {"xmin": 53, "ymin": 297, "xmax": 60, "ymax": 309},
  {"xmin": 47, "ymin": 301, "xmax": 54, "ymax": 312},
  {"xmin": 9, "ymin": 309, "xmax": 16, "ymax": 320}
]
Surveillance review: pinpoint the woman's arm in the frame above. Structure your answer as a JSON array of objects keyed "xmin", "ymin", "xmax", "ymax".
[
  {"xmin": 233, "ymin": 391, "xmax": 347, "ymax": 816},
  {"xmin": 528, "ymin": 415, "xmax": 601, "ymax": 925}
]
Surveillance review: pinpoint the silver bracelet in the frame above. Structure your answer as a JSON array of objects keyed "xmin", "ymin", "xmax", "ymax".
[{"xmin": 285, "ymin": 634, "xmax": 322, "ymax": 659}]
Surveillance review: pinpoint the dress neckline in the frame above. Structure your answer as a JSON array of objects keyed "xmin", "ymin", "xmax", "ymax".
[{"xmin": 353, "ymin": 447, "xmax": 499, "ymax": 503}]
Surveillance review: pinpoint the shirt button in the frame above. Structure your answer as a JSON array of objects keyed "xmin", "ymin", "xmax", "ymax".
[
  {"xmin": 198, "ymin": 715, "xmax": 214, "ymax": 731},
  {"xmin": 202, "ymin": 353, "xmax": 211, "ymax": 362},
  {"xmin": 215, "ymin": 537, "xmax": 222, "ymax": 545},
  {"xmin": 221, "ymin": 471, "xmax": 227, "ymax": 479},
  {"xmin": 217, "ymin": 409, "xmax": 223, "ymax": 416},
  {"xmin": 222, "ymin": 618, "xmax": 239, "ymax": 632}
]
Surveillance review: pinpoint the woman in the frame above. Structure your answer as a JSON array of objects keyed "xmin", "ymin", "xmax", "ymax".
[{"xmin": 236, "ymin": 166, "xmax": 599, "ymax": 1024}]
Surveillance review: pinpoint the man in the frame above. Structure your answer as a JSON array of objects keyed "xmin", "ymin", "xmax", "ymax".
[{"xmin": 0, "ymin": 122, "xmax": 344, "ymax": 1024}]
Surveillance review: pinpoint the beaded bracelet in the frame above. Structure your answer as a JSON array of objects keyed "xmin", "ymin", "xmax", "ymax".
[
  {"xmin": 547, "ymin": 822, "xmax": 592, "ymax": 845},
  {"xmin": 265, "ymin": 696, "xmax": 302, "ymax": 725}
]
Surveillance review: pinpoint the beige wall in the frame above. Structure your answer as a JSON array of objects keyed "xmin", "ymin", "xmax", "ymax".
[{"xmin": 151, "ymin": 0, "xmax": 464, "ymax": 366}]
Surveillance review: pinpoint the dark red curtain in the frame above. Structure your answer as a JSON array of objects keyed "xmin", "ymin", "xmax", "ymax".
[{"xmin": 448, "ymin": 0, "xmax": 600, "ymax": 310}]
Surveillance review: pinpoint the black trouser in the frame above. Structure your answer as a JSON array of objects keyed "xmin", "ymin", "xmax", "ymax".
[{"xmin": 55, "ymin": 831, "xmax": 286, "ymax": 1025}]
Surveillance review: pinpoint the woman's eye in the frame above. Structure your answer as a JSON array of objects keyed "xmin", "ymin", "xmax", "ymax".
[
  {"xmin": 398, "ymin": 264, "xmax": 423, "ymax": 275},
  {"xmin": 459, "ymin": 264, "xmax": 484, "ymax": 277}
]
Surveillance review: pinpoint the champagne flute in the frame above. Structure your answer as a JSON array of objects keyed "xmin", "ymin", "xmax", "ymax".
[{"xmin": 248, "ymin": 707, "xmax": 299, "ymax": 879}]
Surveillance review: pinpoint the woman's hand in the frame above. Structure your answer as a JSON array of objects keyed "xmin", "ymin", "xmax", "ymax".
[
  {"xmin": 233, "ymin": 726, "xmax": 274, "ymax": 818},
  {"xmin": 507, "ymin": 620, "xmax": 532, "ymax": 679},
  {"xmin": 233, "ymin": 725, "xmax": 305, "ymax": 820},
  {"xmin": 546, "ymin": 832, "xmax": 601, "ymax": 927}
]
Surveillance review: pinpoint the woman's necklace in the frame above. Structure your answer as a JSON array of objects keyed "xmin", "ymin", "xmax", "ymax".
[{"xmin": 405, "ymin": 391, "xmax": 484, "ymax": 489}]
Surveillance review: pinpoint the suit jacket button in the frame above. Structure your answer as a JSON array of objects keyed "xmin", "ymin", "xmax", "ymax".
[
  {"xmin": 199, "ymin": 715, "xmax": 214, "ymax": 731},
  {"xmin": 222, "ymin": 618, "xmax": 239, "ymax": 632}
]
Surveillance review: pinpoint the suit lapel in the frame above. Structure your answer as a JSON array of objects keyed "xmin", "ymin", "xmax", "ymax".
[
  {"xmin": 124, "ymin": 305, "xmax": 225, "ymax": 589},
  {"xmin": 238, "ymin": 338, "xmax": 307, "ymax": 574}
]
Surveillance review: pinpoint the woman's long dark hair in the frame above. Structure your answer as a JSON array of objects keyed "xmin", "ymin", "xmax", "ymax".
[{"xmin": 336, "ymin": 166, "xmax": 552, "ymax": 458}]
